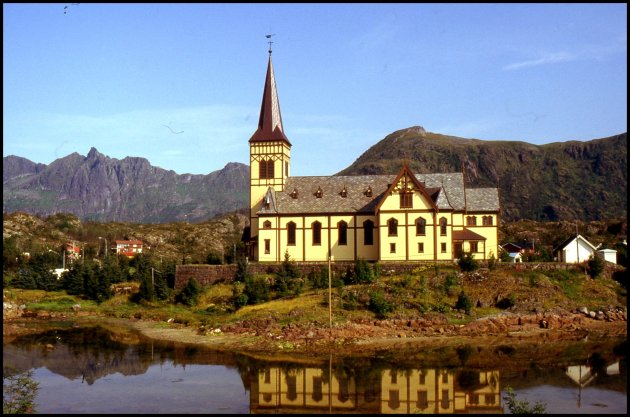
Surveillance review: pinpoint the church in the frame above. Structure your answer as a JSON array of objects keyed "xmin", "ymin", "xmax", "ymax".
[{"xmin": 248, "ymin": 50, "xmax": 499, "ymax": 263}]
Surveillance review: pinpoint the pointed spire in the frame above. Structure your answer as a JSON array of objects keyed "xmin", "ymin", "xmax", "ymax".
[{"xmin": 249, "ymin": 54, "xmax": 291, "ymax": 145}]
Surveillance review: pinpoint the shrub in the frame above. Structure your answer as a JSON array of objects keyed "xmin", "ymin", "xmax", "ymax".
[
  {"xmin": 496, "ymin": 293, "xmax": 516, "ymax": 309},
  {"xmin": 175, "ymin": 278, "xmax": 202, "ymax": 306},
  {"xmin": 587, "ymin": 255, "xmax": 605, "ymax": 279},
  {"xmin": 368, "ymin": 290, "xmax": 393, "ymax": 318},
  {"xmin": 442, "ymin": 273, "xmax": 459, "ymax": 296},
  {"xmin": 458, "ymin": 251, "xmax": 479, "ymax": 272},
  {"xmin": 243, "ymin": 276, "xmax": 270, "ymax": 305},
  {"xmin": 307, "ymin": 267, "xmax": 328, "ymax": 289},
  {"xmin": 455, "ymin": 291, "xmax": 473, "ymax": 314}
]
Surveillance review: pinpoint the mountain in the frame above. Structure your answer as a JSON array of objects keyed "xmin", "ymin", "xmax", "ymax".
[
  {"xmin": 3, "ymin": 147, "xmax": 249, "ymax": 223},
  {"xmin": 336, "ymin": 127, "xmax": 627, "ymax": 222}
]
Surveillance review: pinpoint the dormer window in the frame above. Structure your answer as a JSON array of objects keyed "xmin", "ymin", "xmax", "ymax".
[
  {"xmin": 290, "ymin": 188, "xmax": 299, "ymax": 199},
  {"xmin": 340, "ymin": 186, "xmax": 347, "ymax": 198},
  {"xmin": 315, "ymin": 187, "xmax": 323, "ymax": 198},
  {"xmin": 365, "ymin": 186, "xmax": 372, "ymax": 197}
]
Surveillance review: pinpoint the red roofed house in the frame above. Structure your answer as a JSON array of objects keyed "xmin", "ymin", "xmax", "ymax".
[{"xmin": 115, "ymin": 240, "xmax": 144, "ymax": 258}]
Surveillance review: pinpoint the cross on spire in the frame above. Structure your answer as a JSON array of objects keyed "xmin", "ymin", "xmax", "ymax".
[{"xmin": 265, "ymin": 33, "xmax": 275, "ymax": 55}]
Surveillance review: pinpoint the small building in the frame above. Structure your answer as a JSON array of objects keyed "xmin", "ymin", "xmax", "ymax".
[
  {"xmin": 500, "ymin": 243, "xmax": 524, "ymax": 262},
  {"xmin": 596, "ymin": 248, "xmax": 617, "ymax": 265},
  {"xmin": 553, "ymin": 234, "xmax": 598, "ymax": 263},
  {"xmin": 65, "ymin": 242, "xmax": 81, "ymax": 262},
  {"xmin": 115, "ymin": 240, "xmax": 143, "ymax": 258}
]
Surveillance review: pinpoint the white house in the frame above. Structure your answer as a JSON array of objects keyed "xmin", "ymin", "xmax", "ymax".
[
  {"xmin": 553, "ymin": 234, "xmax": 598, "ymax": 263},
  {"xmin": 596, "ymin": 248, "xmax": 617, "ymax": 265}
]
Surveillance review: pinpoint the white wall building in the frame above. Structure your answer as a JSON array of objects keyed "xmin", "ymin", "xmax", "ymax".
[
  {"xmin": 596, "ymin": 248, "xmax": 617, "ymax": 265},
  {"xmin": 554, "ymin": 234, "xmax": 598, "ymax": 263}
]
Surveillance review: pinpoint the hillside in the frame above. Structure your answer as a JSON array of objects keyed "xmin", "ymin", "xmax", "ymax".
[
  {"xmin": 337, "ymin": 127, "xmax": 627, "ymax": 222},
  {"xmin": 2, "ymin": 148, "xmax": 249, "ymax": 223}
]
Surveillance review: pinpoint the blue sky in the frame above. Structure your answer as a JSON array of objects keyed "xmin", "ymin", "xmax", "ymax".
[{"xmin": 3, "ymin": 3, "xmax": 627, "ymax": 176}]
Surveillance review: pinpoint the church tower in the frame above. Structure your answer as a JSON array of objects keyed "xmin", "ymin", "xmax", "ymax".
[{"xmin": 249, "ymin": 49, "xmax": 291, "ymax": 260}]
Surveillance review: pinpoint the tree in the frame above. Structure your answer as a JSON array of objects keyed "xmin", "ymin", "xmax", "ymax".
[
  {"xmin": 175, "ymin": 277, "xmax": 202, "ymax": 306},
  {"xmin": 458, "ymin": 251, "xmax": 479, "ymax": 272},
  {"xmin": 3, "ymin": 369, "xmax": 39, "ymax": 414},
  {"xmin": 587, "ymin": 255, "xmax": 605, "ymax": 279},
  {"xmin": 503, "ymin": 387, "xmax": 546, "ymax": 414},
  {"xmin": 455, "ymin": 290, "xmax": 473, "ymax": 314},
  {"xmin": 274, "ymin": 250, "xmax": 302, "ymax": 297}
]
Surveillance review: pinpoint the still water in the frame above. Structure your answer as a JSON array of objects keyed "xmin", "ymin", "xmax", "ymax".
[{"xmin": 3, "ymin": 322, "xmax": 627, "ymax": 414}]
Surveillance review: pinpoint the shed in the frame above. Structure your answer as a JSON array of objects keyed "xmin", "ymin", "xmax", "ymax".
[
  {"xmin": 553, "ymin": 234, "xmax": 598, "ymax": 263},
  {"xmin": 596, "ymin": 249, "xmax": 617, "ymax": 265}
]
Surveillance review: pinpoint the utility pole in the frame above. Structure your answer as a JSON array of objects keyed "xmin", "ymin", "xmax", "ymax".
[
  {"xmin": 328, "ymin": 254, "xmax": 333, "ymax": 338},
  {"xmin": 576, "ymin": 223, "xmax": 580, "ymax": 263}
]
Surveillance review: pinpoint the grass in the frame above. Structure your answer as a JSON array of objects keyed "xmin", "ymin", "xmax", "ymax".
[{"xmin": 4, "ymin": 265, "xmax": 625, "ymax": 332}]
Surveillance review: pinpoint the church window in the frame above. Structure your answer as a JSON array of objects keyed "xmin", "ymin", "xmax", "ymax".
[
  {"xmin": 363, "ymin": 220, "xmax": 374, "ymax": 246},
  {"xmin": 440, "ymin": 217, "xmax": 447, "ymax": 236},
  {"xmin": 482, "ymin": 215, "xmax": 493, "ymax": 226},
  {"xmin": 266, "ymin": 159, "xmax": 274, "ymax": 178},
  {"xmin": 388, "ymin": 218, "xmax": 398, "ymax": 237},
  {"xmin": 441, "ymin": 242, "xmax": 447, "ymax": 253},
  {"xmin": 416, "ymin": 217, "xmax": 426, "ymax": 235},
  {"xmin": 287, "ymin": 222, "xmax": 296, "ymax": 246},
  {"xmin": 365, "ymin": 186, "xmax": 372, "ymax": 197},
  {"xmin": 400, "ymin": 192, "xmax": 413, "ymax": 208},
  {"xmin": 263, "ymin": 220, "xmax": 271, "ymax": 229},
  {"xmin": 264, "ymin": 239, "xmax": 270, "ymax": 254},
  {"xmin": 312, "ymin": 221, "xmax": 321, "ymax": 245},
  {"xmin": 466, "ymin": 216, "xmax": 477, "ymax": 226},
  {"xmin": 259, "ymin": 159, "xmax": 275, "ymax": 179},
  {"xmin": 315, "ymin": 187, "xmax": 323, "ymax": 198},
  {"xmin": 418, "ymin": 242, "xmax": 424, "ymax": 253},
  {"xmin": 338, "ymin": 221, "xmax": 348, "ymax": 246},
  {"xmin": 290, "ymin": 188, "xmax": 298, "ymax": 199},
  {"xmin": 390, "ymin": 243, "xmax": 396, "ymax": 253}
]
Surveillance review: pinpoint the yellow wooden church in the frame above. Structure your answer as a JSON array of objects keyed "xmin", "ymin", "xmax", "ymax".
[{"xmin": 248, "ymin": 51, "xmax": 499, "ymax": 263}]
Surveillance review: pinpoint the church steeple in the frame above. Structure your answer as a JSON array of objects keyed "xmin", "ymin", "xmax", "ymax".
[{"xmin": 249, "ymin": 53, "xmax": 291, "ymax": 145}]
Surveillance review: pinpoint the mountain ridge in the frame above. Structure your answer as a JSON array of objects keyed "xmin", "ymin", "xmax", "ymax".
[
  {"xmin": 336, "ymin": 127, "xmax": 627, "ymax": 222},
  {"xmin": 3, "ymin": 147, "xmax": 249, "ymax": 223},
  {"xmin": 3, "ymin": 128, "xmax": 626, "ymax": 223}
]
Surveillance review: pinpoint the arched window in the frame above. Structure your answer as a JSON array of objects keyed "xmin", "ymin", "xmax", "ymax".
[
  {"xmin": 482, "ymin": 215, "xmax": 493, "ymax": 226},
  {"xmin": 439, "ymin": 217, "xmax": 447, "ymax": 236},
  {"xmin": 388, "ymin": 218, "xmax": 398, "ymax": 237},
  {"xmin": 312, "ymin": 221, "xmax": 321, "ymax": 245},
  {"xmin": 259, "ymin": 159, "xmax": 275, "ymax": 179},
  {"xmin": 263, "ymin": 220, "xmax": 271, "ymax": 229},
  {"xmin": 416, "ymin": 217, "xmax": 426, "ymax": 235},
  {"xmin": 338, "ymin": 221, "xmax": 348, "ymax": 246},
  {"xmin": 466, "ymin": 216, "xmax": 477, "ymax": 226},
  {"xmin": 363, "ymin": 220, "xmax": 374, "ymax": 246},
  {"xmin": 287, "ymin": 222, "xmax": 296, "ymax": 246}
]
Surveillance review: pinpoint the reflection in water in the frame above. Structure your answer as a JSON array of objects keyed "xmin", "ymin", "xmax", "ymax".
[
  {"xmin": 2, "ymin": 323, "xmax": 627, "ymax": 414},
  {"xmin": 251, "ymin": 364, "xmax": 502, "ymax": 414}
]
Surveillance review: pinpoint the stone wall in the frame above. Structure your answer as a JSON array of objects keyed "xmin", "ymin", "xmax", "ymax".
[{"xmin": 174, "ymin": 260, "xmax": 603, "ymax": 290}]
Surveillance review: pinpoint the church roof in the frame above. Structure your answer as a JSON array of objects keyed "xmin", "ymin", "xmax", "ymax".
[
  {"xmin": 249, "ymin": 54, "xmax": 291, "ymax": 145},
  {"xmin": 258, "ymin": 170, "xmax": 499, "ymax": 215}
]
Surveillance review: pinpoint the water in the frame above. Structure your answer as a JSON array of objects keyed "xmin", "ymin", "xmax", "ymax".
[{"xmin": 3, "ymin": 322, "xmax": 627, "ymax": 414}]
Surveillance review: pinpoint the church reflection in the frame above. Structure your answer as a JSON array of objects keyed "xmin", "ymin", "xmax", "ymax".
[{"xmin": 250, "ymin": 364, "xmax": 501, "ymax": 414}]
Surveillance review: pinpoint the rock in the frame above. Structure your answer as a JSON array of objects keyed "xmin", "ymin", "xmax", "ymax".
[{"xmin": 577, "ymin": 306, "xmax": 589, "ymax": 315}]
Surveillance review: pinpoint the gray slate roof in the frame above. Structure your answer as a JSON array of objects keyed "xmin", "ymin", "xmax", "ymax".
[{"xmin": 258, "ymin": 172, "xmax": 499, "ymax": 215}]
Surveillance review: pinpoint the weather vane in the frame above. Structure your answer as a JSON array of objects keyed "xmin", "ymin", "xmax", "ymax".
[{"xmin": 265, "ymin": 33, "xmax": 275, "ymax": 54}]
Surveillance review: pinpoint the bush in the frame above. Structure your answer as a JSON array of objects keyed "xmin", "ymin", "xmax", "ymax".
[
  {"xmin": 496, "ymin": 293, "xmax": 516, "ymax": 309},
  {"xmin": 368, "ymin": 290, "xmax": 393, "ymax": 318},
  {"xmin": 587, "ymin": 255, "xmax": 605, "ymax": 279},
  {"xmin": 458, "ymin": 251, "xmax": 479, "ymax": 272},
  {"xmin": 455, "ymin": 291, "xmax": 473, "ymax": 314},
  {"xmin": 243, "ymin": 276, "xmax": 270, "ymax": 305},
  {"xmin": 307, "ymin": 267, "xmax": 329, "ymax": 289},
  {"xmin": 175, "ymin": 278, "xmax": 202, "ymax": 306}
]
